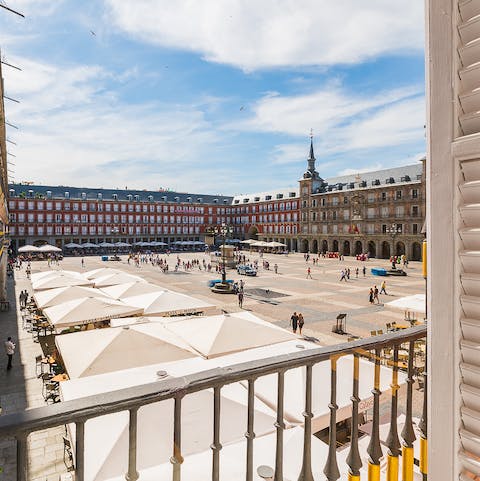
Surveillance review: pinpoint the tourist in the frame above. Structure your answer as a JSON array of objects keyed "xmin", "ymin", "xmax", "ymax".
[
  {"xmin": 274, "ymin": 263, "xmax": 278, "ymax": 274},
  {"xmin": 380, "ymin": 280, "xmax": 387, "ymax": 295},
  {"xmin": 81, "ymin": 258, "xmax": 85, "ymax": 268},
  {"xmin": 374, "ymin": 285, "xmax": 380, "ymax": 304},
  {"xmin": 340, "ymin": 270, "xmax": 347, "ymax": 282},
  {"xmin": 298, "ymin": 313, "xmax": 304, "ymax": 335},
  {"xmin": 369, "ymin": 288, "xmax": 374, "ymax": 304},
  {"xmin": 238, "ymin": 291, "xmax": 244, "ymax": 308},
  {"xmin": 346, "ymin": 268, "xmax": 351, "ymax": 280},
  {"xmin": 306, "ymin": 267, "xmax": 312, "ymax": 279},
  {"xmin": 355, "ymin": 267, "xmax": 359, "ymax": 278},
  {"xmin": 290, "ymin": 312, "xmax": 298, "ymax": 333},
  {"xmin": 18, "ymin": 291, "xmax": 24, "ymax": 309},
  {"xmin": 362, "ymin": 266, "xmax": 366, "ymax": 277},
  {"xmin": 5, "ymin": 337, "xmax": 15, "ymax": 371}
]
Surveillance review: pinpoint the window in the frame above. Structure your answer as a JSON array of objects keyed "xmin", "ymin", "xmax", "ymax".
[
  {"xmin": 396, "ymin": 190, "xmax": 402, "ymax": 200},
  {"xmin": 81, "ymin": 203, "xmax": 87, "ymax": 211},
  {"xmin": 412, "ymin": 205, "xmax": 419, "ymax": 217},
  {"xmin": 332, "ymin": 197, "xmax": 339, "ymax": 206},
  {"xmin": 412, "ymin": 189, "xmax": 418, "ymax": 199},
  {"xmin": 312, "ymin": 199, "xmax": 317, "ymax": 207},
  {"xmin": 321, "ymin": 198, "xmax": 326, "ymax": 206},
  {"xmin": 332, "ymin": 211, "xmax": 337, "ymax": 220},
  {"xmin": 367, "ymin": 193, "xmax": 375, "ymax": 203},
  {"xmin": 343, "ymin": 197, "xmax": 348, "ymax": 204},
  {"xmin": 413, "ymin": 224, "xmax": 418, "ymax": 234},
  {"xmin": 382, "ymin": 224, "xmax": 387, "ymax": 233},
  {"xmin": 381, "ymin": 192, "xmax": 387, "ymax": 201},
  {"xmin": 343, "ymin": 209, "xmax": 350, "ymax": 220}
]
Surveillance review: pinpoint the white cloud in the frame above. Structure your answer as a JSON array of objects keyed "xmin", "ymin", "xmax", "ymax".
[
  {"xmin": 3, "ymin": 56, "xmax": 243, "ymax": 193},
  {"xmin": 105, "ymin": 0, "xmax": 424, "ymax": 71}
]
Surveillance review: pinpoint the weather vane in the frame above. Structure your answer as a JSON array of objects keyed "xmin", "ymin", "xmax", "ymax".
[{"xmin": 309, "ymin": 128, "xmax": 313, "ymax": 139}]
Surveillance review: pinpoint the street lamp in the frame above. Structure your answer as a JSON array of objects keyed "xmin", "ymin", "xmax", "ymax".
[
  {"xmin": 208, "ymin": 223, "xmax": 233, "ymax": 285},
  {"xmin": 385, "ymin": 223, "xmax": 402, "ymax": 267}
]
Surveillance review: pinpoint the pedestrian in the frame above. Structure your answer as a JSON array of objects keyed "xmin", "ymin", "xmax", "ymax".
[
  {"xmin": 340, "ymin": 270, "xmax": 347, "ymax": 282},
  {"xmin": 18, "ymin": 291, "xmax": 24, "ymax": 309},
  {"xmin": 380, "ymin": 280, "xmax": 387, "ymax": 295},
  {"xmin": 238, "ymin": 291, "xmax": 244, "ymax": 308},
  {"xmin": 374, "ymin": 285, "xmax": 380, "ymax": 304},
  {"xmin": 355, "ymin": 267, "xmax": 359, "ymax": 278},
  {"xmin": 274, "ymin": 263, "xmax": 278, "ymax": 274},
  {"xmin": 239, "ymin": 279, "xmax": 245, "ymax": 291},
  {"xmin": 369, "ymin": 288, "xmax": 374, "ymax": 304},
  {"xmin": 81, "ymin": 258, "xmax": 85, "ymax": 269},
  {"xmin": 5, "ymin": 337, "xmax": 15, "ymax": 370},
  {"xmin": 290, "ymin": 312, "xmax": 298, "ymax": 333},
  {"xmin": 306, "ymin": 267, "xmax": 312, "ymax": 279},
  {"xmin": 362, "ymin": 266, "xmax": 366, "ymax": 277},
  {"xmin": 346, "ymin": 268, "xmax": 351, "ymax": 280},
  {"xmin": 298, "ymin": 313, "xmax": 304, "ymax": 335}
]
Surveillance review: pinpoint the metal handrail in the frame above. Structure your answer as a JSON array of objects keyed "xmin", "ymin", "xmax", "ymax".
[{"xmin": 0, "ymin": 325, "xmax": 426, "ymax": 438}]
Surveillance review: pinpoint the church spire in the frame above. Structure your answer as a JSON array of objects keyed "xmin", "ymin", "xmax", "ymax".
[{"xmin": 303, "ymin": 129, "xmax": 320, "ymax": 180}]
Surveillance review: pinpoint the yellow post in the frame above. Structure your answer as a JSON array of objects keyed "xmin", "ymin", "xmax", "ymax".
[
  {"xmin": 348, "ymin": 473, "xmax": 361, "ymax": 481},
  {"xmin": 386, "ymin": 453, "xmax": 399, "ymax": 481},
  {"xmin": 402, "ymin": 445, "xmax": 414, "ymax": 481},
  {"xmin": 422, "ymin": 239, "xmax": 427, "ymax": 279},
  {"xmin": 420, "ymin": 437, "xmax": 428, "ymax": 477},
  {"xmin": 368, "ymin": 462, "xmax": 380, "ymax": 481}
]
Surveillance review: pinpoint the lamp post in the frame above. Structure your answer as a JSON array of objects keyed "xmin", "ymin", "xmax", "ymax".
[
  {"xmin": 385, "ymin": 223, "xmax": 402, "ymax": 267},
  {"xmin": 208, "ymin": 223, "xmax": 233, "ymax": 284}
]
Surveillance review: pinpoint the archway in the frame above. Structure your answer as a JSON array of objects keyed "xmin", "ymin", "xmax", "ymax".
[
  {"xmin": 322, "ymin": 240, "xmax": 328, "ymax": 253},
  {"xmin": 368, "ymin": 241, "xmax": 376, "ymax": 258},
  {"xmin": 343, "ymin": 240, "xmax": 351, "ymax": 256},
  {"xmin": 301, "ymin": 239, "xmax": 309, "ymax": 253},
  {"xmin": 396, "ymin": 241, "xmax": 406, "ymax": 256},
  {"xmin": 247, "ymin": 226, "xmax": 259, "ymax": 240},
  {"xmin": 354, "ymin": 240, "xmax": 363, "ymax": 255},
  {"xmin": 291, "ymin": 238, "xmax": 298, "ymax": 252},
  {"xmin": 412, "ymin": 242, "xmax": 422, "ymax": 261},
  {"xmin": 312, "ymin": 239, "xmax": 318, "ymax": 254},
  {"xmin": 382, "ymin": 241, "xmax": 390, "ymax": 259},
  {"xmin": 332, "ymin": 240, "xmax": 339, "ymax": 252},
  {"xmin": 33, "ymin": 239, "xmax": 48, "ymax": 247}
]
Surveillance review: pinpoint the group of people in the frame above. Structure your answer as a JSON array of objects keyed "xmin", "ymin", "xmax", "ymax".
[
  {"xmin": 340, "ymin": 266, "xmax": 367, "ymax": 281},
  {"xmin": 368, "ymin": 281, "xmax": 388, "ymax": 304},
  {"xmin": 290, "ymin": 311, "xmax": 305, "ymax": 334},
  {"xmin": 18, "ymin": 290, "xmax": 30, "ymax": 309}
]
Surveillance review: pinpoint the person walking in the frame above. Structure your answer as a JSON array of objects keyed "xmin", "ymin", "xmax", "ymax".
[
  {"xmin": 81, "ymin": 258, "xmax": 85, "ymax": 269},
  {"xmin": 380, "ymin": 280, "xmax": 387, "ymax": 295},
  {"xmin": 346, "ymin": 268, "xmax": 351, "ymax": 280},
  {"xmin": 274, "ymin": 263, "xmax": 278, "ymax": 274},
  {"xmin": 298, "ymin": 313, "xmax": 304, "ymax": 335},
  {"xmin": 374, "ymin": 285, "xmax": 380, "ymax": 304},
  {"xmin": 19, "ymin": 291, "xmax": 25, "ymax": 309},
  {"xmin": 290, "ymin": 312, "xmax": 298, "ymax": 334},
  {"xmin": 355, "ymin": 267, "xmax": 359, "ymax": 278},
  {"xmin": 5, "ymin": 337, "xmax": 15, "ymax": 370},
  {"xmin": 238, "ymin": 291, "xmax": 244, "ymax": 308},
  {"xmin": 306, "ymin": 267, "xmax": 312, "ymax": 279},
  {"xmin": 362, "ymin": 265, "xmax": 366, "ymax": 277},
  {"xmin": 340, "ymin": 270, "xmax": 347, "ymax": 282},
  {"xmin": 368, "ymin": 288, "xmax": 374, "ymax": 304}
]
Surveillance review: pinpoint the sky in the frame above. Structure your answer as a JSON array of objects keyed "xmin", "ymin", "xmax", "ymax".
[{"xmin": 0, "ymin": 0, "xmax": 426, "ymax": 195}]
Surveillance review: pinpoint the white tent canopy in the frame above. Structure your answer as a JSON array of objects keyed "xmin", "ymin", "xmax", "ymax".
[
  {"xmin": 18, "ymin": 245, "xmax": 40, "ymax": 253},
  {"xmin": 240, "ymin": 239, "xmax": 256, "ymax": 244},
  {"xmin": 386, "ymin": 294, "xmax": 426, "ymax": 314},
  {"xmin": 164, "ymin": 311, "xmax": 297, "ymax": 358},
  {"xmin": 122, "ymin": 290, "xmax": 215, "ymax": 317},
  {"xmin": 98, "ymin": 242, "xmax": 116, "ymax": 248},
  {"xmin": 33, "ymin": 286, "xmax": 110, "ymax": 309},
  {"xmin": 60, "ymin": 368, "xmax": 278, "ymax": 481},
  {"xmin": 31, "ymin": 270, "xmax": 84, "ymax": 283},
  {"xmin": 81, "ymin": 242, "xmax": 99, "ymax": 248},
  {"xmin": 84, "ymin": 268, "xmax": 123, "ymax": 280},
  {"xmin": 93, "ymin": 272, "xmax": 146, "ymax": 288},
  {"xmin": 250, "ymin": 241, "xmax": 270, "ymax": 247},
  {"xmin": 38, "ymin": 244, "xmax": 62, "ymax": 252},
  {"xmin": 114, "ymin": 242, "xmax": 131, "ymax": 247},
  {"xmin": 44, "ymin": 297, "xmax": 143, "ymax": 329},
  {"xmin": 99, "ymin": 281, "xmax": 165, "ymax": 300},
  {"xmin": 32, "ymin": 274, "xmax": 93, "ymax": 291},
  {"xmin": 267, "ymin": 241, "xmax": 286, "ymax": 247},
  {"xmin": 56, "ymin": 323, "xmax": 198, "ymax": 378},
  {"xmin": 64, "ymin": 243, "xmax": 82, "ymax": 249}
]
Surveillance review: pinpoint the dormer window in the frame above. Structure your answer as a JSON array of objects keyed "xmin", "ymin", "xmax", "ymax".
[
  {"xmin": 265, "ymin": 195, "xmax": 272, "ymax": 200},
  {"xmin": 46, "ymin": 191, "xmax": 52, "ymax": 199},
  {"xmin": 134, "ymin": 195, "xmax": 139, "ymax": 201},
  {"xmin": 65, "ymin": 191, "xmax": 70, "ymax": 199},
  {"xmin": 223, "ymin": 199, "xmax": 229, "ymax": 204},
  {"xmin": 97, "ymin": 193, "xmax": 102, "ymax": 200},
  {"xmin": 234, "ymin": 199, "xmax": 240, "ymax": 204},
  {"xmin": 81, "ymin": 192, "xmax": 86, "ymax": 200},
  {"xmin": 187, "ymin": 197, "xmax": 192, "ymax": 203},
  {"xmin": 9, "ymin": 189, "xmax": 15, "ymax": 196},
  {"xmin": 276, "ymin": 193, "xmax": 284, "ymax": 199},
  {"xmin": 289, "ymin": 192, "xmax": 296, "ymax": 198},
  {"xmin": 197, "ymin": 197, "xmax": 202, "ymax": 202},
  {"xmin": 112, "ymin": 193, "xmax": 118, "ymax": 200},
  {"xmin": 243, "ymin": 198, "xmax": 249, "ymax": 203},
  {"xmin": 127, "ymin": 194, "xmax": 133, "ymax": 201},
  {"xmin": 254, "ymin": 197, "xmax": 260, "ymax": 202},
  {"xmin": 213, "ymin": 198, "xmax": 218, "ymax": 203},
  {"xmin": 349, "ymin": 183, "xmax": 355, "ymax": 189},
  {"xmin": 148, "ymin": 195, "xmax": 153, "ymax": 202},
  {"xmin": 174, "ymin": 196, "xmax": 180, "ymax": 202},
  {"xmin": 359, "ymin": 181, "xmax": 367, "ymax": 188},
  {"xmin": 162, "ymin": 196, "xmax": 167, "ymax": 202}
]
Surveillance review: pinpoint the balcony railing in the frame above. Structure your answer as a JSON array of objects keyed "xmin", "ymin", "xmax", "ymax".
[{"xmin": 0, "ymin": 325, "xmax": 427, "ymax": 481}]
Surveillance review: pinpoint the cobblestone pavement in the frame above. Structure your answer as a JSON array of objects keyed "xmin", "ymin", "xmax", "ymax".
[{"xmin": 0, "ymin": 252, "xmax": 426, "ymax": 479}]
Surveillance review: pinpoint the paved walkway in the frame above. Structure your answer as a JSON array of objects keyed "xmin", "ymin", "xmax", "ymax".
[{"xmin": 0, "ymin": 270, "xmax": 67, "ymax": 481}]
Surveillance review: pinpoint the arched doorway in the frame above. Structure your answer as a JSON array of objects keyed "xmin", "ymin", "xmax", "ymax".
[
  {"xmin": 412, "ymin": 242, "xmax": 422, "ymax": 261},
  {"xmin": 322, "ymin": 240, "xmax": 328, "ymax": 253},
  {"xmin": 301, "ymin": 239, "xmax": 309, "ymax": 253},
  {"xmin": 396, "ymin": 241, "xmax": 406, "ymax": 256},
  {"xmin": 312, "ymin": 239, "xmax": 318, "ymax": 254},
  {"xmin": 354, "ymin": 240, "xmax": 363, "ymax": 255},
  {"xmin": 382, "ymin": 241, "xmax": 390, "ymax": 259},
  {"xmin": 343, "ymin": 240, "xmax": 351, "ymax": 256},
  {"xmin": 368, "ymin": 241, "xmax": 376, "ymax": 258},
  {"xmin": 291, "ymin": 238, "xmax": 298, "ymax": 252},
  {"xmin": 247, "ymin": 226, "xmax": 259, "ymax": 240},
  {"xmin": 333, "ymin": 240, "xmax": 339, "ymax": 252}
]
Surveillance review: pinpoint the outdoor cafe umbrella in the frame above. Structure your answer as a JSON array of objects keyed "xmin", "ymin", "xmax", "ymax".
[
  {"xmin": 93, "ymin": 272, "xmax": 146, "ymax": 288},
  {"xmin": 100, "ymin": 281, "xmax": 165, "ymax": 300},
  {"xmin": 98, "ymin": 242, "xmax": 115, "ymax": 248},
  {"xmin": 150, "ymin": 241, "xmax": 168, "ymax": 246},
  {"xmin": 64, "ymin": 243, "xmax": 82, "ymax": 249},
  {"xmin": 114, "ymin": 242, "xmax": 131, "ymax": 247},
  {"xmin": 44, "ymin": 296, "xmax": 143, "ymax": 329},
  {"xmin": 18, "ymin": 245, "xmax": 40, "ymax": 253},
  {"xmin": 38, "ymin": 244, "xmax": 62, "ymax": 252},
  {"xmin": 33, "ymin": 285, "xmax": 111, "ymax": 309},
  {"xmin": 240, "ymin": 239, "xmax": 256, "ymax": 244},
  {"xmin": 84, "ymin": 267, "xmax": 122, "ymax": 280},
  {"xmin": 32, "ymin": 273, "xmax": 94, "ymax": 291},
  {"xmin": 267, "ymin": 241, "xmax": 286, "ymax": 247},
  {"xmin": 81, "ymin": 242, "xmax": 99, "ymax": 248}
]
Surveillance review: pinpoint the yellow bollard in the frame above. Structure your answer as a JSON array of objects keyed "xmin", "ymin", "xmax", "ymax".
[
  {"xmin": 387, "ymin": 453, "xmax": 399, "ymax": 481},
  {"xmin": 402, "ymin": 446, "xmax": 414, "ymax": 481},
  {"xmin": 368, "ymin": 462, "xmax": 380, "ymax": 481},
  {"xmin": 348, "ymin": 473, "xmax": 360, "ymax": 481},
  {"xmin": 420, "ymin": 437, "xmax": 428, "ymax": 476}
]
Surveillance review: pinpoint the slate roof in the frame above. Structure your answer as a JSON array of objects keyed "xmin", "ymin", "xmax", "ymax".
[{"xmin": 8, "ymin": 184, "xmax": 233, "ymax": 205}]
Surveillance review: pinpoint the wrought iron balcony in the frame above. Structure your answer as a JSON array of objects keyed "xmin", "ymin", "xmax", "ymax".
[{"xmin": 0, "ymin": 325, "xmax": 427, "ymax": 481}]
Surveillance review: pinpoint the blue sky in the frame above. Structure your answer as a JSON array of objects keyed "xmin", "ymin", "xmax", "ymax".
[{"xmin": 0, "ymin": 0, "xmax": 425, "ymax": 195}]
